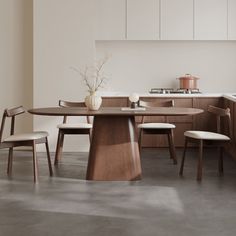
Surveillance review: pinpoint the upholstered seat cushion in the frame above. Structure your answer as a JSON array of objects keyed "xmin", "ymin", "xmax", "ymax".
[
  {"xmin": 184, "ymin": 130, "xmax": 230, "ymax": 141},
  {"xmin": 138, "ymin": 123, "xmax": 176, "ymax": 129},
  {"xmin": 4, "ymin": 131, "xmax": 49, "ymax": 142},
  {"xmin": 57, "ymin": 123, "xmax": 92, "ymax": 129}
]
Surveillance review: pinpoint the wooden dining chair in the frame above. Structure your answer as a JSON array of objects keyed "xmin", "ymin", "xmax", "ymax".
[
  {"xmin": 54, "ymin": 100, "xmax": 92, "ymax": 165},
  {"xmin": 138, "ymin": 100, "xmax": 177, "ymax": 164},
  {"xmin": 179, "ymin": 105, "xmax": 231, "ymax": 181},
  {"xmin": 0, "ymin": 106, "xmax": 53, "ymax": 182}
]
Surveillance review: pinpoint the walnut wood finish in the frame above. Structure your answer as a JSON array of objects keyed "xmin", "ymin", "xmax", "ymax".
[
  {"xmin": 86, "ymin": 116, "xmax": 141, "ymax": 180},
  {"xmin": 59, "ymin": 100, "xmax": 91, "ymax": 124},
  {"xmin": 29, "ymin": 106, "xmax": 203, "ymax": 181},
  {"xmin": 167, "ymin": 98, "xmax": 193, "ymax": 123},
  {"xmin": 0, "ymin": 106, "xmax": 53, "ymax": 182},
  {"xmin": 102, "ymin": 97, "xmax": 128, "ymax": 107},
  {"xmin": 138, "ymin": 98, "xmax": 194, "ymax": 148},
  {"xmin": 222, "ymin": 98, "xmax": 236, "ymax": 160},
  {"xmin": 28, "ymin": 107, "xmax": 203, "ymax": 116},
  {"xmin": 179, "ymin": 105, "xmax": 231, "ymax": 181},
  {"xmin": 192, "ymin": 98, "xmax": 222, "ymax": 131},
  {"xmin": 138, "ymin": 100, "xmax": 177, "ymax": 164},
  {"xmin": 54, "ymin": 100, "xmax": 92, "ymax": 165},
  {"xmin": 139, "ymin": 99, "xmax": 174, "ymax": 108}
]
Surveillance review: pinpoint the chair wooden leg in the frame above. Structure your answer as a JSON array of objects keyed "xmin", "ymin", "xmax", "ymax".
[
  {"xmin": 54, "ymin": 130, "xmax": 64, "ymax": 165},
  {"xmin": 89, "ymin": 129, "xmax": 92, "ymax": 143},
  {"xmin": 45, "ymin": 137, "xmax": 53, "ymax": 176},
  {"xmin": 7, "ymin": 147, "xmax": 13, "ymax": 176},
  {"xmin": 138, "ymin": 129, "xmax": 142, "ymax": 153},
  {"xmin": 218, "ymin": 146, "xmax": 224, "ymax": 175},
  {"xmin": 167, "ymin": 130, "xmax": 177, "ymax": 164},
  {"xmin": 167, "ymin": 133, "xmax": 173, "ymax": 160},
  {"xmin": 197, "ymin": 140, "xmax": 203, "ymax": 181},
  {"xmin": 32, "ymin": 141, "xmax": 38, "ymax": 183},
  {"xmin": 179, "ymin": 138, "xmax": 188, "ymax": 176}
]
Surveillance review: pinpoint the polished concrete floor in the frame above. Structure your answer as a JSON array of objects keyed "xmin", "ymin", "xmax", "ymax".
[{"xmin": 0, "ymin": 148, "xmax": 236, "ymax": 236}]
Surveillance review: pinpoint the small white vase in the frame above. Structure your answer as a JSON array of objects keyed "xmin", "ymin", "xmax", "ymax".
[{"xmin": 85, "ymin": 92, "xmax": 102, "ymax": 111}]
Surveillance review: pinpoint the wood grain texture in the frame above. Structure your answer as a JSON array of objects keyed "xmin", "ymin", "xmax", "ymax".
[
  {"xmin": 192, "ymin": 97, "xmax": 222, "ymax": 131},
  {"xmin": 102, "ymin": 97, "xmax": 128, "ymax": 107},
  {"xmin": 86, "ymin": 115, "xmax": 141, "ymax": 181},
  {"xmin": 28, "ymin": 107, "xmax": 203, "ymax": 117},
  {"xmin": 180, "ymin": 105, "xmax": 232, "ymax": 181},
  {"xmin": 54, "ymin": 100, "xmax": 91, "ymax": 166},
  {"xmin": 167, "ymin": 98, "xmax": 193, "ymax": 123},
  {"xmin": 139, "ymin": 98, "xmax": 194, "ymax": 148},
  {"xmin": 222, "ymin": 98, "xmax": 236, "ymax": 160},
  {"xmin": 137, "ymin": 98, "xmax": 172, "ymax": 123},
  {"xmin": 0, "ymin": 107, "xmax": 53, "ymax": 183},
  {"xmin": 234, "ymin": 103, "xmax": 236, "ymax": 145},
  {"xmin": 28, "ymin": 102, "xmax": 204, "ymax": 181}
]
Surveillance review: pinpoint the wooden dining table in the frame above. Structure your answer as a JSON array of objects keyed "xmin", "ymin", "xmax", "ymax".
[{"xmin": 28, "ymin": 106, "xmax": 203, "ymax": 181}]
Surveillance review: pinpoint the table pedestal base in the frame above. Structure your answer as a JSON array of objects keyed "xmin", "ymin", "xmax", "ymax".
[{"xmin": 86, "ymin": 115, "xmax": 141, "ymax": 181}]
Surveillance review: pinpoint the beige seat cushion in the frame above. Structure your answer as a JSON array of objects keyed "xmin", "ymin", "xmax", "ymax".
[
  {"xmin": 184, "ymin": 131, "xmax": 230, "ymax": 141},
  {"xmin": 4, "ymin": 131, "xmax": 49, "ymax": 142},
  {"xmin": 138, "ymin": 123, "xmax": 175, "ymax": 129},
  {"xmin": 57, "ymin": 123, "xmax": 92, "ymax": 129}
]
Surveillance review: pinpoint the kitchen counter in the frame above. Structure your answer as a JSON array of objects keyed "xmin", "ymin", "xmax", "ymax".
[
  {"xmin": 99, "ymin": 92, "xmax": 236, "ymax": 99},
  {"xmin": 100, "ymin": 94, "xmax": 236, "ymax": 160},
  {"xmin": 223, "ymin": 94, "xmax": 236, "ymax": 102}
]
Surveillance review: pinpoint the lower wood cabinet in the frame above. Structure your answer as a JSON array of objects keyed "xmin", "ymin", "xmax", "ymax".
[
  {"xmin": 139, "ymin": 97, "xmax": 193, "ymax": 147},
  {"xmin": 101, "ymin": 96, "xmax": 236, "ymax": 152},
  {"xmin": 102, "ymin": 97, "xmax": 128, "ymax": 107},
  {"xmin": 192, "ymin": 97, "xmax": 223, "ymax": 132},
  {"xmin": 223, "ymin": 98, "xmax": 236, "ymax": 160},
  {"xmin": 234, "ymin": 103, "xmax": 236, "ymax": 145}
]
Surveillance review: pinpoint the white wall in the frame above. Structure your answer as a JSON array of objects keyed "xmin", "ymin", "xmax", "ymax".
[
  {"xmin": 34, "ymin": 0, "xmax": 95, "ymax": 151},
  {"xmin": 0, "ymin": 0, "xmax": 33, "ymax": 138},
  {"xmin": 96, "ymin": 41, "xmax": 236, "ymax": 93}
]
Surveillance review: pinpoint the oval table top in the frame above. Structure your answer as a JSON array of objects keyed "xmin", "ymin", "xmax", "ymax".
[{"xmin": 28, "ymin": 107, "xmax": 204, "ymax": 116}]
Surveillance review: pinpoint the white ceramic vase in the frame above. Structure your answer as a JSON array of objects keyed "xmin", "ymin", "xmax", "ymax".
[{"xmin": 85, "ymin": 92, "xmax": 102, "ymax": 111}]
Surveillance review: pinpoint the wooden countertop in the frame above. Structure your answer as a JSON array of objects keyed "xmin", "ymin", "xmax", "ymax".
[{"xmin": 28, "ymin": 107, "xmax": 203, "ymax": 117}]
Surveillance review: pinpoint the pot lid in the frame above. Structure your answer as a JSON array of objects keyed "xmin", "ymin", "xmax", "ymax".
[{"xmin": 177, "ymin": 74, "xmax": 200, "ymax": 80}]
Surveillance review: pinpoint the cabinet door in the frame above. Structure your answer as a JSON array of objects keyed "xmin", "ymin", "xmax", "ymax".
[
  {"xmin": 222, "ymin": 98, "xmax": 235, "ymax": 139},
  {"xmin": 228, "ymin": 0, "xmax": 236, "ymax": 40},
  {"xmin": 102, "ymin": 97, "xmax": 128, "ymax": 107},
  {"xmin": 194, "ymin": 0, "xmax": 227, "ymax": 40},
  {"xmin": 161, "ymin": 0, "xmax": 194, "ymax": 40},
  {"xmin": 234, "ymin": 102, "xmax": 236, "ymax": 146},
  {"xmin": 127, "ymin": 0, "xmax": 160, "ymax": 40},
  {"xmin": 95, "ymin": 0, "xmax": 126, "ymax": 40},
  {"xmin": 193, "ymin": 98, "xmax": 222, "ymax": 131}
]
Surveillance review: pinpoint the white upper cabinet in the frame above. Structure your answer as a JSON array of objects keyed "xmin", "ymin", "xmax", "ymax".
[
  {"xmin": 161, "ymin": 0, "xmax": 194, "ymax": 40},
  {"xmin": 95, "ymin": 0, "xmax": 126, "ymax": 40},
  {"xmin": 127, "ymin": 0, "xmax": 160, "ymax": 40},
  {"xmin": 94, "ymin": 0, "xmax": 232, "ymax": 41},
  {"xmin": 194, "ymin": 0, "xmax": 228, "ymax": 40},
  {"xmin": 228, "ymin": 0, "xmax": 236, "ymax": 40}
]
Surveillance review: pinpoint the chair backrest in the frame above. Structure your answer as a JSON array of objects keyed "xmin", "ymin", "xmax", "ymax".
[
  {"xmin": 0, "ymin": 106, "xmax": 25, "ymax": 142},
  {"xmin": 139, "ymin": 100, "xmax": 174, "ymax": 124},
  {"xmin": 208, "ymin": 105, "xmax": 232, "ymax": 138},
  {"xmin": 58, "ymin": 100, "xmax": 90, "ymax": 124},
  {"xmin": 139, "ymin": 100, "xmax": 174, "ymax": 108},
  {"xmin": 59, "ymin": 100, "xmax": 86, "ymax": 108}
]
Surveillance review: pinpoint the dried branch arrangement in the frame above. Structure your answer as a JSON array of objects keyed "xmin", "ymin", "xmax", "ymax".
[{"xmin": 71, "ymin": 56, "xmax": 110, "ymax": 94}]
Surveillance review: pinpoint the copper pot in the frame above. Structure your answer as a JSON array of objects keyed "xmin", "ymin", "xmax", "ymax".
[{"xmin": 177, "ymin": 74, "xmax": 199, "ymax": 89}]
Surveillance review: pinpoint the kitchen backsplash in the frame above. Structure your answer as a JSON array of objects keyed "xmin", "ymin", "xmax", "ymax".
[{"xmin": 96, "ymin": 41, "xmax": 236, "ymax": 93}]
